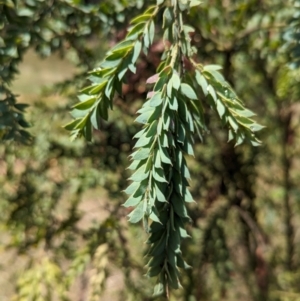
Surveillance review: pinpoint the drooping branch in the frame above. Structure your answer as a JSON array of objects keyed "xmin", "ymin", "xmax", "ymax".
[{"xmin": 65, "ymin": 0, "xmax": 263, "ymax": 295}]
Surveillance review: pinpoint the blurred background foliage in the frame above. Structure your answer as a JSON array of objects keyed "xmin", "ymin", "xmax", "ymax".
[{"xmin": 1, "ymin": 0, "xmax": 300, "ymax": 300}]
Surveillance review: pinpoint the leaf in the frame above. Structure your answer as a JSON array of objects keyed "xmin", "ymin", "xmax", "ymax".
[
  {"xmin": 146, "ymin": 120, "xmax": 158, "ymax": 137},
  {"xmin": 180, "ymin": 83, "xmax": 198, "ymax": 100},
  {"xmin": 169, "ymin": 96, "xmax": 178, "ymax": 111},
  {"xmin": 173, "ymin": 170, "xmax": 183, "ymax": 195},
  {"xmin": 128, "ymin": 201, "xmax": 144, "ymax": 223},
  {"xmin": 110, "ymin": 40, "xmax": 133, "ymax": 52},
  {"xmin": 148, "ymin": 107, "xmax": 163, "ymax": 123},
  {"xmin": 154, "ymin": 75, "xmax": 168, "ymax": 91},
  {"xmin": 18, "ymin": 118, "xmax": 31, "ymax": 128},
  {"xmin": 135, "ymin": 134, "xmax": 152, "ymax": 148},
  {"xmin": 144, "ymin": 5, "xmax": 158, "ymax": 14},
  {"xmin": 250, "ymin": 139, "xmax": 261, "ymax": 147},
  {"xmin": 189, "ymin": 0, "xmax": 202, "ymax": 7},
  {"xmin": 149, "ymin": 20, "xmax": 155, "ymax": 44},
  {"xmin": 250, "ymin": 123, "xmax": 265, "ymax": 132},
  {"xmin": 127, "ymin": 159, "xmax": 143, "ymax": 170},
  {"xmin": 159, "ymin": 144, "xmax": 172, "ymax": 165},
  {"xmin": 132, "ymin": 40, "xmax": 142, "ymax": 65},
  {"xmin": 143, "ymin": 25, "xmax": 150, "ymax": 49},
  {"xmin": 99, "ymin": 67, "xmax": 117, "ymax": 78},
  {"xmin": 70, "ymin": 129, "xmax": 80, "ymax": 141},
  {"xmin": 146, "ymin": 73, "xmax": 159, "ymax": 84},
  {"xmin": 130, "ymin": 14, "xmax": 152, "ymax": 24},
  {"xmin": 83, "ymin": 118, "xmax": 92, "ymax": 141},
  {"xmin": 154, "ymin": 151, "xmax": 162, "ymax": 169},
  {"xmin": 147, "ymin": 91, "xmax": 155, "ymax": 99},
  {"xmin": 170, "ymin": 72, "xmax": 181, "ymax": 90},
  {"xmin": 130, "ymin": 166, "xmax": 149, "ymax": 182},
  {"xmin": 153, "ymin": 282, "xmax": 164, "ymax": 297},
  {"xmin": 74, "ymin": 114, "xmax": 90, "ymax": 130},
  {"xmin": 183, "ymin": 25, "xmax": 195, "ymax": 34},
  {"xmin": 157, "ymin": 118, "xmax": 163, "ymax": 134},
  {"xmin": 132, "ymin": 147, "xmax": 151, "ymax": 160},
  {"xmin": 216, "ymin": 99, "xmax": 226, "ymax": 117},
  {"xmin": 195, "ymin": 70, "xmax": 208, "ymax": 96},
  {"xmin": 163, "ymin": 114, "xmax": 170, "ymax": 131},
  {"xmin": 235, "ymin": 133, "xmax": 244, "ymax": 146},
  {"xmin": 204, "ymin": 70, "xmax": 225, "ymax": 82},
  {"xmin": 203, "ymin": 64, "xmax": 223, "ymax": 71},
  {"xmin": 108, "ymin": 45, "xmax": 133, "ymax": 60},
  {"xmin": 155, "ymin": 182, "xmax": 167, "ymax": 202},
  {"xmin": 99, "ymin": 98, "xmax": 109, "ymax": 120},
  {"xmin": 127, "ymin": 22, "xmax": 146, "ymax": 39},
  {"xmin": 123, "ymin": 194, "xmax": 143, "ymax": 207},
  {"xmin": 152, "ymin": 167, "xmax": 167, "ymax": 183},
  {"xmin": 14, "ymin": 103, "xmax": 29, "ymax": 112},
  {"xmin": 89, "ymin": 81, "xmax": 108, "ymax": 94},
  {"xmin": 149, "ymin": 210, "xmax": 161, "ymax": 223},
  {"xmin": 177, "ymin": 255, "xmax": 191, "ymax": 269},
  {"xmin": 124, "ymin": 181, "xmax": 139, "ymax": 195},
  {"xmin": 144, "ymin": 154, "xmax": 152, "ymax": 172},
  {"xmin": 236, "ymin": 108, "xmax": 256, "ymax": 118},
  {"xmin": 177, "ymin": 98, "xmax": 188, "ymax": 124},
  {"xmin": 168, "ymin": 230, "xmax": 181, "ymax": 254},
  {"xmin": 135, "ymin": 110, "xmax": 154, "ymax": 124},
  {"xmin": 100, "ymin": 58, "xmax": 122, "ymax": 69},
  {"xmin": 177, "ymin": 122, "xmax": 186, "ymax": 144},
  {"xmin": 154, "ymin": 76, "xmax": 168, "ymax": 91},
  {"xmin": 178, "ymin": 0, "xmax": 189, "ymax": 11},
  {"xmin": 167, "ymin": 249, "xmax": 177, "ymax": 270},
  {"xmin": 118, "ymin": 64, "xmax": 128, "ymax": 80},
  {"xmin": 163, "ymin": 7, "xmax": 173, "ymax": 28},
  {"xmin": 150, "ymin": 92, "xmax": 163, "ymax": 107},
  {"xmin": 167, "ymin": 81, "xmax": 173, "ymax": 98},
  {"xmin": 90, "ymin": 105, "xmax": 102, "ymax": 130},
  {"xmin": 72, "ymin": 97, "xmax": 96, "ymax": 110},
  {"xmin": 147, "ymin": 231, "xmax": 165, "ymax": 245},
  {"xmin": 105, "ymin": 77, "xmax": 114, "ymax": 99},
  {"xmin": 235, "ymin": 116, "xmax": 254, "ymax": 128},
  {"xmin": 183, "ymin": 187, "xmax": 194, "ymax": 203},
  {"xmin": 181, "ymin": 161, "xmax": 191, "ymax": 179},
  {"xmin": 183, "ymin": 140, "xmax": 194, "ymax": 156},
  {"xmin": 134, "ymin": 128, "xmax": 146, "ymax": 139},
  {"xmin": 228, "ymin": 116, "xmax": 239, "ymax": 132},
  {"xmin": 63, "ymin": 119, "xmax": 82, "ymax": 131},
  {"xmin": 228, "ymin": 130, "xmax": 234, "ymax": 142},
  {"xmin": 149, "ymin": 232, "xmax": 167, "ymax": 256},
  {"xmin": 147, "ymin": 265, "xmax": 162, "ymax": 277},
  {"xmin": 207, "ymin": 85, "xmax": 217, "ymax": 103},
  {"xmin": 187, "ymin": 110, "xmax": 196, "ymax": 131},
  {"xmin": 171, "ymin": 193, "xmax": 189, "ymax": 218},
  {"xmin": 177, "ymin": 223, "xmax": 190, "ymax": 239},
  {"xmin": 162, "ymin": 132, "xmax": 170, "ymax": 148}
]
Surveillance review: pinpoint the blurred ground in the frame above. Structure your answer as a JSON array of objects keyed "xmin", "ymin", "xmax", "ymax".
[{"xmin": 13, "ymin": 49, "xmax": 77, "ymax": 99}]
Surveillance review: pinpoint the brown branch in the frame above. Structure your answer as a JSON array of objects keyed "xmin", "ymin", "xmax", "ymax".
[{"xmin": 234, "ymin": 205, "xmax": 268, "ymax": 247}]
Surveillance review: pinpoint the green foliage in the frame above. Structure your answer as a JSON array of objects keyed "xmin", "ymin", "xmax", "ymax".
[
  {"xmin": 3, "ymin": 0, "xmax": 300, "ymax": 301},
  {"xmin": 0, "ymin": 0, "xmax": 139, "ymax": 143},
  {"xmin": 65, "ymin": 0, "xmax": 262, "ymax": 295},
  {"xmin": 193, "ymin": 64, "xmax": 263, "ymax": 146},
  {"xmin": 64, "ymin": 5, "xmax": 159, "ymax": 140}
]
